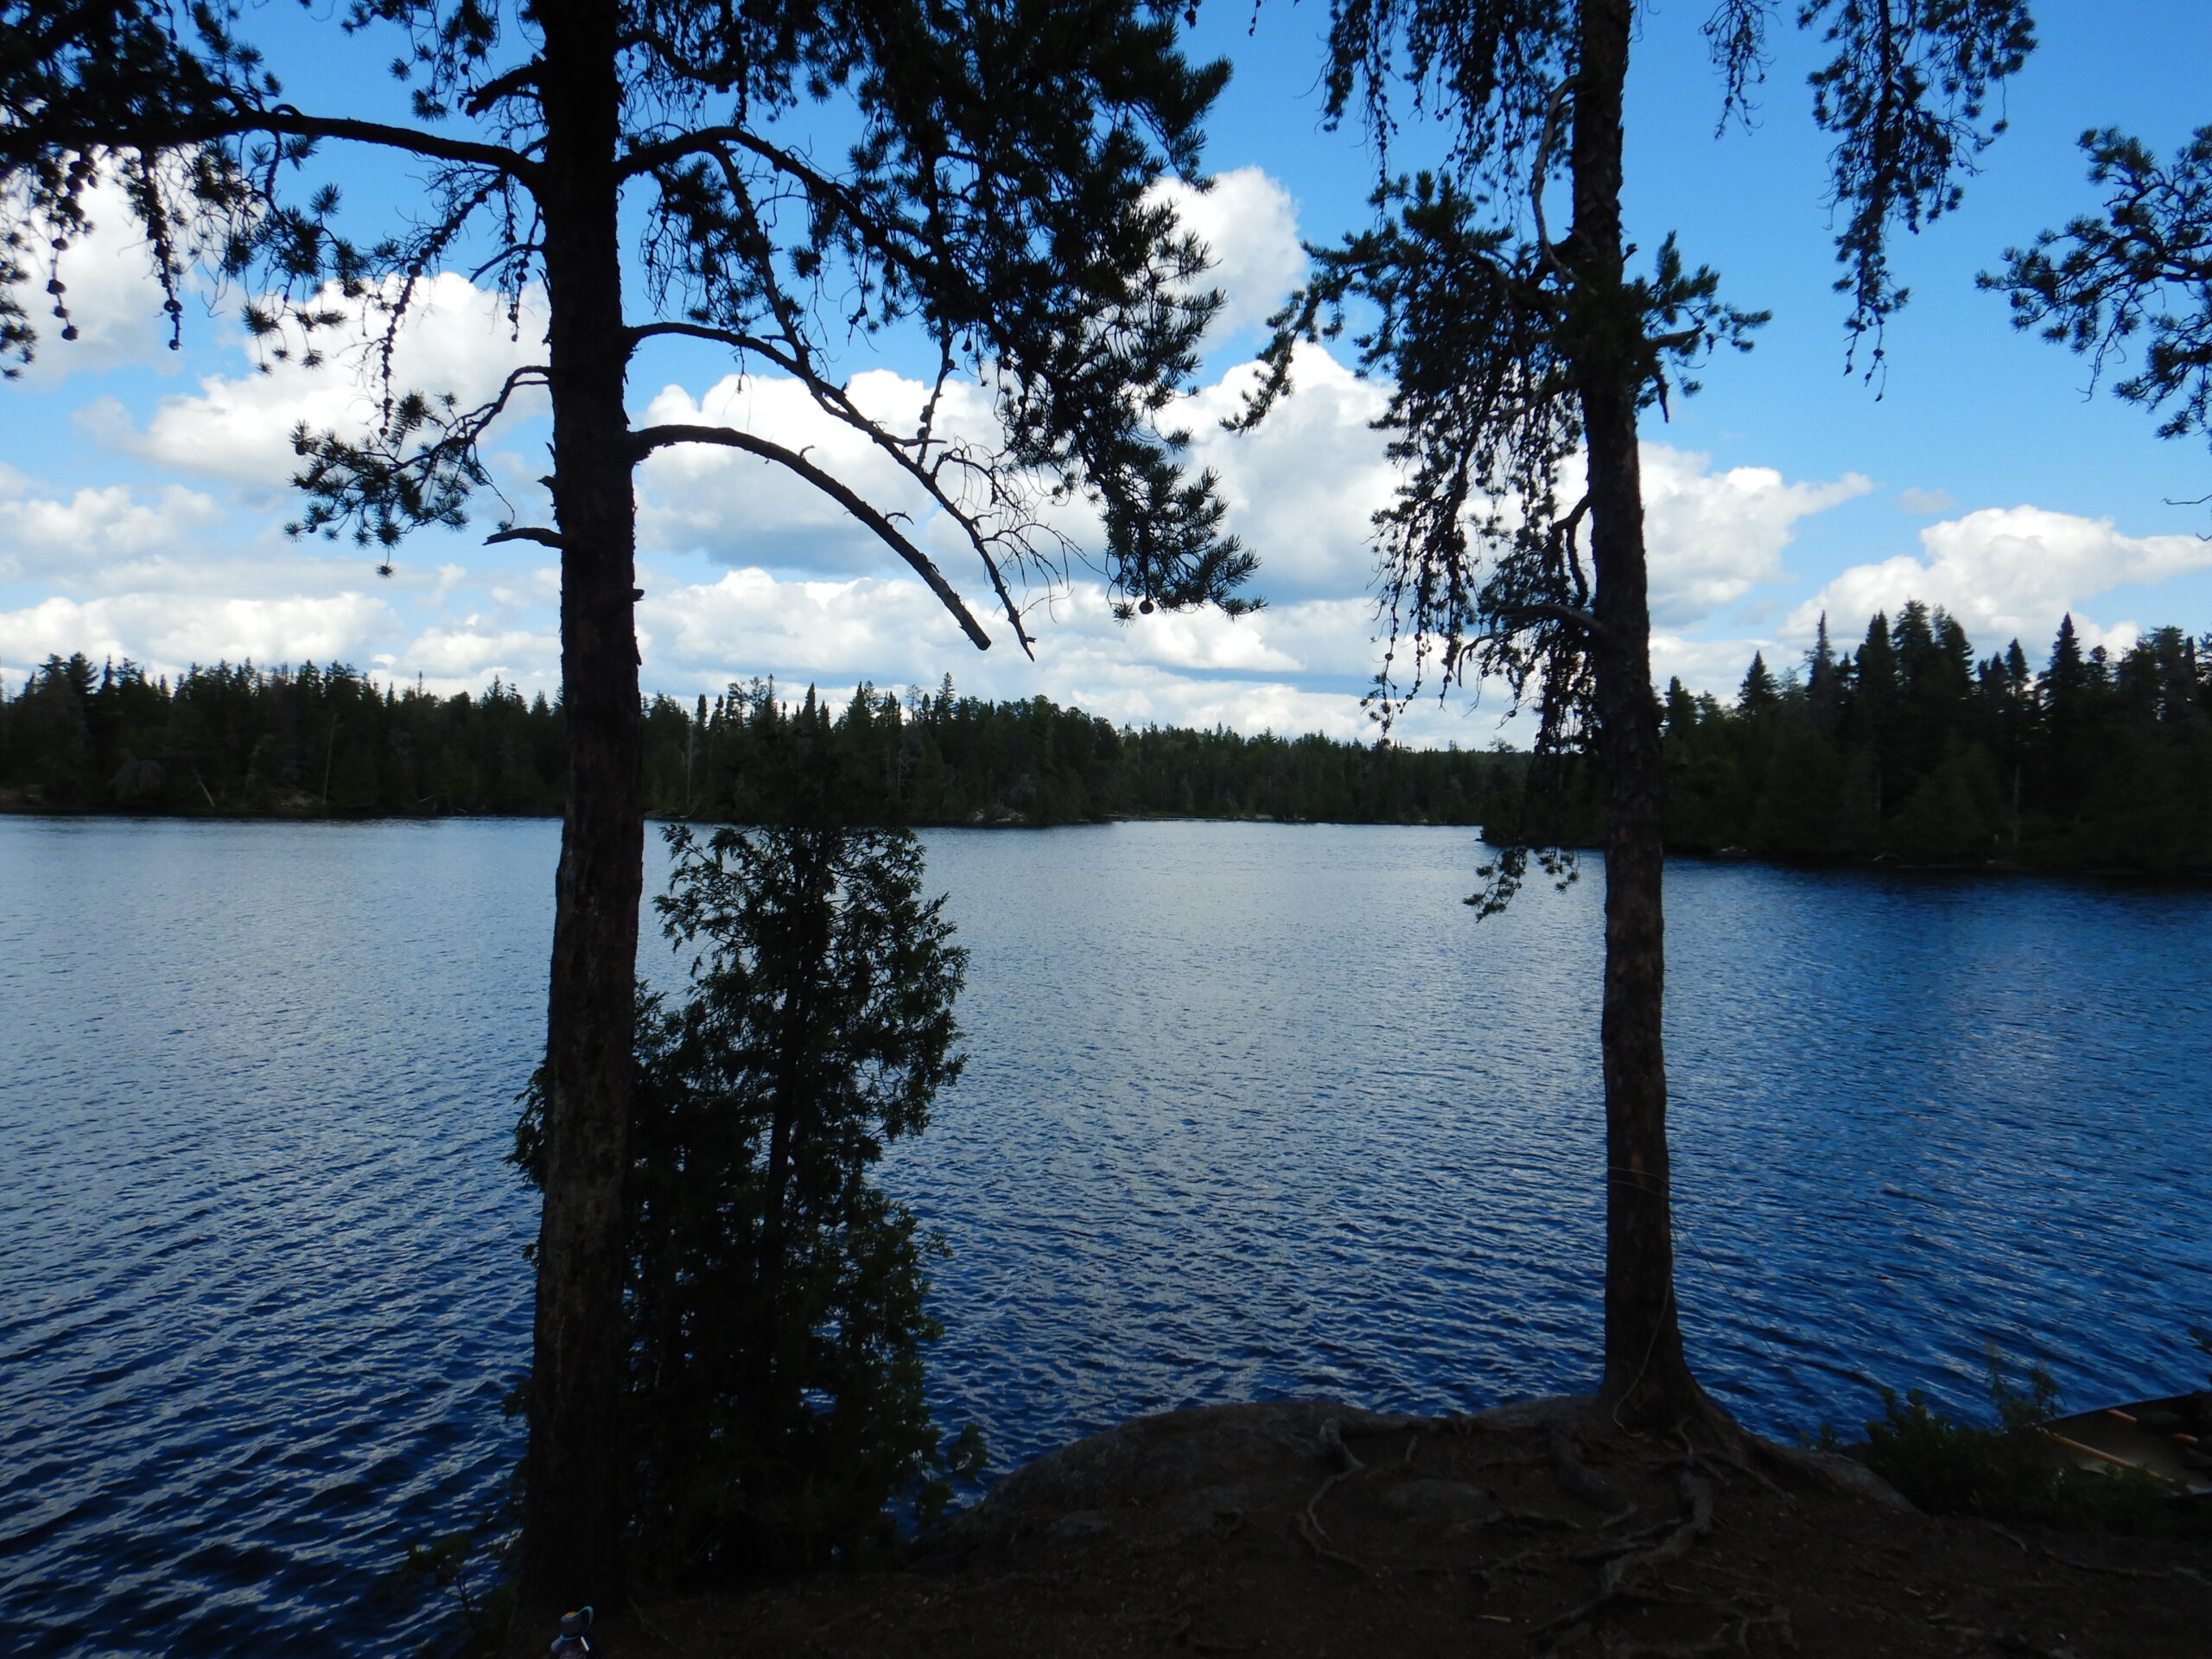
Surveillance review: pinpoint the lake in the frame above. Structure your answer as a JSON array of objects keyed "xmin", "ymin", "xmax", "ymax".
[{"xmin": 2, "ymin": 817, "xmax": 2207, "ymax": 1656}]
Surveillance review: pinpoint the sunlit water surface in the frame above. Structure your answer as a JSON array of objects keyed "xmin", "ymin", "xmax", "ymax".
[{"xmin": 2, "ymin": 817, "xmax": 2207, "ymax": 1656}]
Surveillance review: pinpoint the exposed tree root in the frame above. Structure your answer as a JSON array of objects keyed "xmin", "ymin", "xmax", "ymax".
[
  {"xmin": 1551, "ymin": 1424, "xmax": 1638, "ymax": 1515},
  {"xmin": 1568, "ymin": 1514, "xmax": 1689, "ymax": 1563},
  {"xmin": 1532, "ymin": 1472, "xmax": 1717, "ymax": 1650},
  {"xmin": 1671, "ymin": 1426, "xmax": 1790, "ymax": 1503},
  {"xmin": 1332, "ymin": 1408, "xmax": 1431, "ymax": 1440},
  {"xmin": 1465, "ymin": 1399, "xmax": 1819, "ymax": 1656},
  {"xmin": 1304, "ymin": 1417, "xmax": 1364, "ymax": 1535},
  {"xmin": 1319, "ymin": 1416, "xmax": 1361, "ymax": 1474},
  {"xmin": 1293, "ymin": 1507, "xmax": 1374, "ymax": 1577},
  {"xmin": 1294, "ymin": 1418, "xmax": 1375, "ymax": 1574},
  {"xmin": 1612, "ymin": 1474, "xmax": 1715, "ymax": 1580},
  {"xmin": 1473, "ymin": 1540, "xmax": 1569, "ymax": 1593},
  {"xmin": 684, "ymin": 1395, "xmax": 2212, "ymax": 1659},
  {"xmin": 1493, "ymin": 1505, "xmax": 1587, "ymax": 1534}
]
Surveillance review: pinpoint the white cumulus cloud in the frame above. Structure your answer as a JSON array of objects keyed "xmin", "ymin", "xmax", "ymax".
[
  {"xmin": 631, "ymin": 564, "xmax": 1475, "ymax": 741},
  {"xmin": 391, "ymin": 621, "xmax": 558, "ymax": 687},
  {"xmin": 1786, "ymin": 504, "xmax": 2212, "ymax": 652},
  {"xmin": 1151, "ymin": 167, "xmax": 1306, "ymax": 344},
  {"xmin": 0, "ymin": 482, "xmax": 226, "ymax": 579},
  {"xmin": 638, "ymin": 565, "xmax": 989, "ymax": 684},
  {"xmin": 1642, "ymin": 449, "xmax": 1872, "ymax": 625},
  {"xmin": 1179, "ymin": 348, "xmax": 1396, "ymax": 600},
  {"xmin": 83, "ymin": 273, "xmax": 549, "ymax": 494},
  {"xmin": 1179, "ymin": 368, "xmax": 1869, "ymax": 617},
  {"xmin": 0, "ymin": 590, "xmax": 391, "ymax": 677}
]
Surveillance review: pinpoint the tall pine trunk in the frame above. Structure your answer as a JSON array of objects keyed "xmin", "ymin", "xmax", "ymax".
[
  {"xmin": 519, "ymin": 0, "xmax": 642, "ymax": 1611},
  {"xmin": 1571, "ymin": 0, "xmax": 1713, "ymax": 1430}
]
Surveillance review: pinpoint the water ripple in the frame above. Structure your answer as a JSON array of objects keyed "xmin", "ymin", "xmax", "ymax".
[{"xmin": 2, "ymin": 818, "xmax": 2208, "ymax": 1656}]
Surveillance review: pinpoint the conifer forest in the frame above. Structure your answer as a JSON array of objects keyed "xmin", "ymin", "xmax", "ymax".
[{"xmin": 6, "ymin": 600, "xmax": 2211, "ymax": 873}]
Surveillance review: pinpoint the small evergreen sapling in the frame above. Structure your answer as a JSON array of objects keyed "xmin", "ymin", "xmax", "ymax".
[{"xmin": 518, "ymin": 821, "xmax": 978, "ymax": 1579}]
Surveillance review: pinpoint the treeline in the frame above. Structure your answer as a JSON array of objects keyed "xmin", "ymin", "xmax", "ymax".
[
  {"xmin": 0, "ymin": 655, "xmax": 1515, "ymax": 826},
  {"xmin": 646, "ymin": 677, "xmax": 1515, "ymax": 826},
  {"xmin": 1495, "ymin": 603, "xmax": 2212, "ymax": 872},
  {"xmin": 0, "ymin": 656, "xmax": 565, "ymax": 817},
  {"xmin": 17, "ymin": 604, "xmax": 2210, "ymax": 868}
]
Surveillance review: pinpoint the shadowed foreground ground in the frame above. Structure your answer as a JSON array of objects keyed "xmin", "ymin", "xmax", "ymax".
[{"xmin": 594, "ymin": 1400, "xmax": 2209, "ymax": 1658}]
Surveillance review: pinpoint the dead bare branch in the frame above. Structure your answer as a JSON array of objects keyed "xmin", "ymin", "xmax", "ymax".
[
  {"xmin": 631, "ymin": 423, "xmax": 992, "ymax": 652},
  {"xmin": 486, "ymin": 527, "xmax": 563, "ymax": 550}
]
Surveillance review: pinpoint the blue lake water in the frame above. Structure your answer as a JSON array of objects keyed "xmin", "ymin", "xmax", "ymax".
[{"xmin": 2, "ymin": 816, "xmax": 2208, "ymax": 1656}]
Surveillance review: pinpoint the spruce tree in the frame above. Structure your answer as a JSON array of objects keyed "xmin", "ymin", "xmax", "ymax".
[
  {"xmin": 514, "ymin": 819, "xmax": 973, "ymax": 1580},
  {"xmin": 2041, "ymin": 613, "xmax": 2094, "ymax": 803},
  {"xmin": 1806, "ymin": 613, "xmax": 1844, "ymax": 734},
  {"xmin": 1847, "ymin": 611, "xmax": 1899, "ymax": 819},
  {"xmin": 1891, "ymin": 602, "xmax": 1976, "ymax": 801},
  {"xmin": 1991, "ymin": 639, "xmax": 2036, "ymax": 851},
  {"xmin": 1738, "ymin": 651, "xmax": 1780, "ymax": 715}
]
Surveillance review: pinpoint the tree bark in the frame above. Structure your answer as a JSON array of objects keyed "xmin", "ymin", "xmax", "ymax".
[
  {"xmin": 1570, "ymin": 0, "xmax": 1719, "ymax": 1431},
  {"xmin": 518, "ymin": 0, "xmax": 641, "ymax": 1614}
]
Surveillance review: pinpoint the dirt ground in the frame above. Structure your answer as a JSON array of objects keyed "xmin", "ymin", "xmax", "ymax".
[{"xmin": 598, "ymin": 1397, "xmax": 2211, "ymax": 1659}]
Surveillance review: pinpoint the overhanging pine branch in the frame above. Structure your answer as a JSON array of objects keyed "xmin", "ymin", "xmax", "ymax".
[
  {"xmin": 100, "ymin": 108, "xmax": 540, "ymax": 181},
  {"xmin": 631, "ymin": 423, "xmax": 993, "ymax": 652},
  {"xmin": 618, "ymin": 122, "xmax": 750, "ymax": 179},
  {"xmin": 626, "ymin": 320, "xmax": 800, "ymax": 372}
]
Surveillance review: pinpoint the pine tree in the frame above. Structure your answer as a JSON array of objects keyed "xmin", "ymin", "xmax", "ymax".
[
  {"xmin": 1988, "ymin": 126, "xmax": 2212, "ymax": 477},
  {"xmin": 2, "ymin": 0, "xmax": 1252, "ymax": 1610},
  {"xmin": 1238, "ymin": 0, "xmax": 2035, "ymax": 1436}
]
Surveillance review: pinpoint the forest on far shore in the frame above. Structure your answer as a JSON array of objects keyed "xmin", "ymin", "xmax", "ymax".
[
  {"xmin": 0, "ymin": 655, "xmax": 1508, "ymax": 828},
  {"xmin": 3, "ymin": 599, "xmax": 2209, "ymax": 871}
]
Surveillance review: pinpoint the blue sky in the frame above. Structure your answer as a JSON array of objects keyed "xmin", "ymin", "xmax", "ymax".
[{"xmin": 3, "ymin": 2, "xmax": 2209, "ymax": 744}]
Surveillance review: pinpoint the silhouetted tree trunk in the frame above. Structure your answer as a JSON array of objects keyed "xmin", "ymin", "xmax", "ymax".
[
  {"xmin": 1280, "ymin": 0, "xmax": 2024, "ymax": 1436},
  {"xmin": 1571, "ymin": 0, "xmax": 1707, "ymax": 1429},
  {"xmin": 525, "ymin": 0, "xmax": 642, "ymax": 1603}
]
